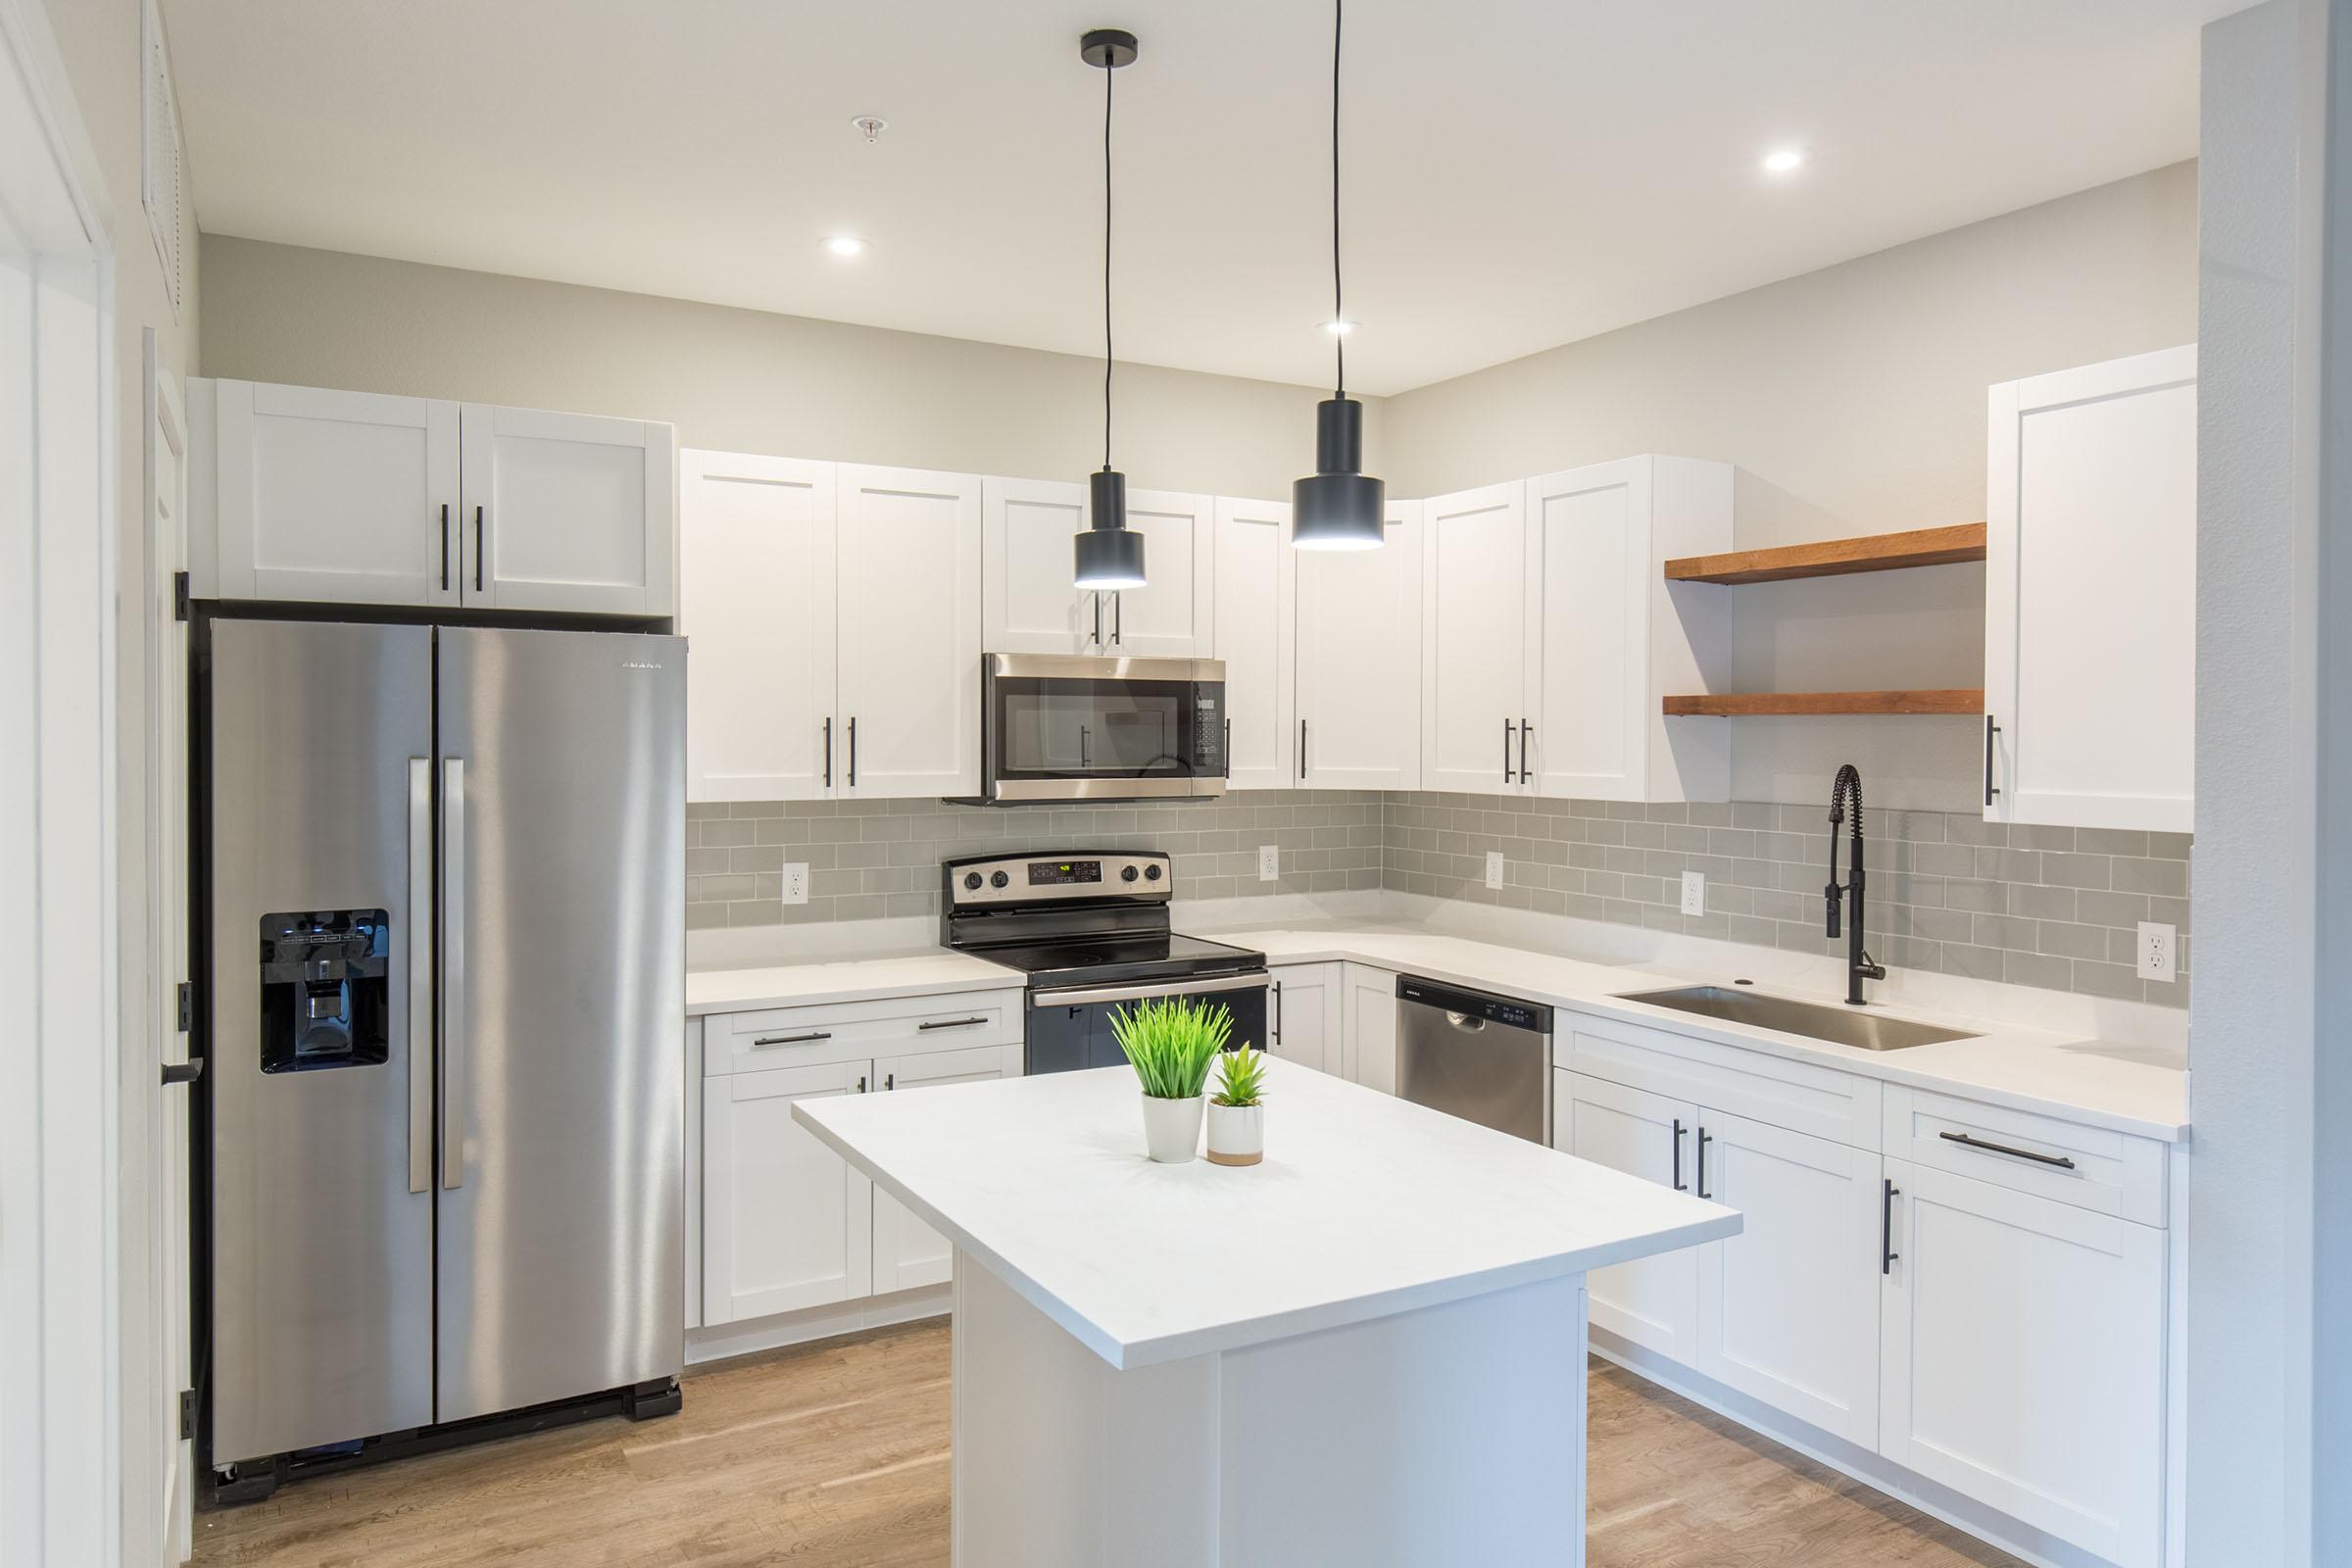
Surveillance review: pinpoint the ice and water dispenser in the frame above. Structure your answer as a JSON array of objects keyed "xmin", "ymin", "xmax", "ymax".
[{"xmin": 258, "ymin": 909, "xmax": 391, "ymax": 1072}]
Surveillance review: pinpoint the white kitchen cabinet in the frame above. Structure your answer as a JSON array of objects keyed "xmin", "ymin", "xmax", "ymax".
[
  {"xmin": 460, "ymin": 403, "xmax": 675, "ymax": 615},
  {"xmin": 1881, "ymin": 1159, "xmax": 2167, "ymax": 1568},
  {"xmin": 1559, "ymin": 1072, "xmax": 1700, "ymax": 1365},
  {"xmin": 702, "ymin": 1061, "xmax": 874, "ymax": 1324},
  {"xmin": 1985, "ymin": 346, "xmax": 2196, "ymax": 832},
  {"xmin": 1523, "ymin": 457, "xmax": 1731, "ymax": 803},
  {"xmin": 869, "ymin": 1043, "xmax": 1012, "ymax": 1295},
  {"xmin": 1341, "ymin": 963, "xmax": 1397, "ymax": 1095},
  {"xmin": 1270, "ymin": 962, "xmax": 1344, "ymax": 1074},
  {"xmin": 1296, "ymin": 501, "xmax": 1422, "ymax": 789},
  {"xmin": 1421, "ymin": 483, "xmax": 1531, "ymax": 794},
  {"xmin": 1115, "ymin": 489, "xmax": 1216, "ymax": 656},
  {"xmin": 836, "ymin": 465, "xmax": 982, "ymax": 800},
  {"xmin": 681, "ymin": 451, "xmax": 837, "ymax": 802},
  {"xmin": 1692, "ymin": 1109, "xmax": 1882, "ymax": 1448},
  {"xmin": 982, "ymin": 479, "xmax": 1211, "ymax": 658},
  {"xmin": 1212, "ymin": 498, "xmax": 1298, "ymax": 790}
]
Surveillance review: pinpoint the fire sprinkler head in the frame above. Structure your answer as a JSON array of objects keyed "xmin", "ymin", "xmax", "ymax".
[{"xmin": 852, "ymin": 115, "xmax": 889, "ymax": 143}]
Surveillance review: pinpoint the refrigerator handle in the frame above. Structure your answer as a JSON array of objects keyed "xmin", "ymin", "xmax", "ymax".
[
  {"xmin": 408, "ymin": 759, "xmax": 433, "ymax": 1194},
  {"xmin": 441, "ymin": 756, "xmax": 466, "ymax": 1191}
]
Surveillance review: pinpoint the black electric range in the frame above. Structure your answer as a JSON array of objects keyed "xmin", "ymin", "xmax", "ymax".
[{"xmin": 941, "ymin": 851, "xmax": 1270, "ymax": 1073}]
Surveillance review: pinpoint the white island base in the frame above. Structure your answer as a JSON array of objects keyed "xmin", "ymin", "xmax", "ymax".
[{"xmin": 952, "ymin": 1255, "xmax": 1589, "ymax": 1568}]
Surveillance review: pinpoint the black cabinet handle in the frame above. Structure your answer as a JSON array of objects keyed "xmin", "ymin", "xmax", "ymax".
[
  {"xmin": 1224, "ymin": 719, "xmax": 1231, "ymax": 780},
  {"xmin": 1883, "ymin": 1179, "xmax": 1900, "ymax": 1274},
  {"xmin": 847, "ymin": 716, "xmax": 858, "ymax": 788},
  {"xmin": 473, "ymin": 505, "xmax": 485, "ymax": 592},
  {"xmin": 1298, "ymin": 720, "xmax": 1307, "ymax": 781},
  {"xmin": 918, "ymin": 1016, "xmax": 988, "ymax": 1031},
  {"xmin": 438, "ymin": 503, "xmax": 450, "ymax": 590},
  {"xmin": 1984, "ymin": 714, "xmax": 2000, "ymax": 805},
  {"xmin": 1503, "ymin": 718, "xmax": 1517, "ymax": 782},
  {"xmin": 161, "ymin": 1058, "xmax": 205, "ymax": 1086},
  {"xmin": 822, "ymin": 716, "xmax": 833, "ymax": 790},
  {"xmin": 1696, "ymin": 1127, "xmax": 1714, "ymax": 1200},
  {"xmin": 1272, "ymin": 980, "xmax": 1284, "ymax": 1043},
  {"xmin": 1093, "ymin": 594, "xmax": 1102, "ymax": 646},
  {"xmin": 857, "ymin": 1074, "xmax": 868, "ymax": 1093},
  {"xmin": 1113, "ymin": 592, "xmax": 1122, "ymax": 645},
  {"xmin": 884, "ymin": 1073, "xmax": 896, "ymax": 1091},
  {"xmin": 1520, "ymin": 717, "xmax": 1533, "ymax": 783},
  {"xmin": 1938, "ymin": 1129, "xmax": 2076, "ymax": 1169},
  {"xmin": 1671, "ymin": 1117, "xmax": 1688, "ymax": 1192},
  {"xmin": 752, "ymin": 1030, "xmax": 832, "ymax": 1047}
]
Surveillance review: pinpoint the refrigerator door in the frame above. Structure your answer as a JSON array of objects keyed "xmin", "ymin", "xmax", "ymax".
[
  {"xmin": 435, "ymin": 626, "xmax": 686, "ymax": 1422},
  {"xmin": 209, "ymin": 619, "xmax": 435, "ymax": 1460}
]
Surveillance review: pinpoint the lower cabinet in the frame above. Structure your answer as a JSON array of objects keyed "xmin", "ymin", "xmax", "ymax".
[
  {"xmin": 1269, "ymin": 962, "xmax": 1343, "ymax": 1074},
  {"xmin": 1558, "ymin": 1074, "xmax": 1700, "ymax": 1365},
  {"xmin": 1341, "ymin": 964, "xmax": 1397, "ymax": 1094},
  {"xmin": 869, "ymin": 1044, "xmax": 1009, "ymax": 1295}
]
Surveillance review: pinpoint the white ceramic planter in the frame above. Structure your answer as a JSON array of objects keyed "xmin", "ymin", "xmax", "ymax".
[
  {"xmin": 1141, "ymin": 1094, "xmax": 1205, "ymax": 1163},
  {"xmin": 1205, "ymin": 1102, "xmax": 1264, "ymax": 1167}
]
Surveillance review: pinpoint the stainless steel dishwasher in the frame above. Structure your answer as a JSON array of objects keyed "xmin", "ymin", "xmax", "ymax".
[{"xmin": 1396, "ymin": 975, "xmax": 1555, "ymax": 1143}]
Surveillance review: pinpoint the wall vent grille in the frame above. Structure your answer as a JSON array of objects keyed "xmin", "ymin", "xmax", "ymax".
[{"xmin": 141, "ymin": 0, "xmax": 185, "ymax": 318}]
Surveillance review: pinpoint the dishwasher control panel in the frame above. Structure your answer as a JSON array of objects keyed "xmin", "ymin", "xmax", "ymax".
[{"xmin": 1396, "ymin": 975, "xmax": 1553, "ymax": 1034}]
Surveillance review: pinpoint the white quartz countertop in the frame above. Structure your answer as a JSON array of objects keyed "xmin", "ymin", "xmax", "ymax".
[
  {"xmin": 685, "ymin": 950, "xmax": 1018, "ymax": 1015},
  {"xmin": 794, "ymin": 1059, "xmax": 1740, "ymax": 1370},
  {"xmin": 1202, "ymin": 923, "xmax": 2191, "ymax": 1143}
]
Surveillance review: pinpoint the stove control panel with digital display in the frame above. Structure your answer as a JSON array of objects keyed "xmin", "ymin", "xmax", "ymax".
[{"xmin": 944, "ymin": 851, "xmax": 1171, "ymax": 908}]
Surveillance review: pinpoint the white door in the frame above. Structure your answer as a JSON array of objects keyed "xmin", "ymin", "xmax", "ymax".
[
  {"xmin": 1341, "ymin": 964, "xmax": 1397, "ymax": 1095},
  {"xmin": 1422, "ymin": 483, "xmax": 1529, "ymax": 794},
  {"xmin": 1692, "ymin": 1110, "xmax": 1882, "ymax": 1446},
  {"xmin": 1270, "ymin": 964, "xmax": 1343, "ymax": 1074},
  {"xmin": 1881, "ymin": 1160, "xmax": 2167, "ymax": 1568},
  {"xmin": 1110, "ymin": 489, "xmax": 1215, "ymax": 656},
  {"xmin": 701, "ymin": 1063, "xmax": 873, "ymax": 1324},
  {"xmin": 1525, "ymin": 460, "xmax": 1651, "ymax": 802},
  {"xmin": 213, "ymin": 379, "xmax": 460, "ymax": 607},
  {"xmin": 1559, "ymin": 1073, "xmax": 1700, "ymax": 1363},
  {"xmin": 1986, "ymin": 346, "xmax": 2196, "ymax": 832},
  {"xmin": 869, "ymin": 1043, "xmax": 1014, "ymax": 1294},
  {"xmin": 680, "ymin": 451, "xmax": 838, "ymax": 802},
  {"xmin": 1212, "ymin": 498, "xmax": 1297, "ymax": 789},
  {"xmin": 836, "ymin": 465, "xmax": 982, "ymax": 799},
  {"xmin": 982, "ymin": 476, "xmax": 1103, "ymax": 654},
  {"xmin": 1297, "ymin": 501, "xmax": 1421, "ymax": 789},
  {"xmin": 460, "ymin": 404, "xmax": 675, "ymax": 615}
]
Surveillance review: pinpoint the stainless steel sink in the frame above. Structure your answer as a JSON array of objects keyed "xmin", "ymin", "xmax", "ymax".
[{"xmin": 1612, "ymin": 985, "xmax": 1978, "ymax": 1052}]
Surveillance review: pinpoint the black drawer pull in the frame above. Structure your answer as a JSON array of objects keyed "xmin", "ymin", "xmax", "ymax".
[
  {"xmin": 1939, "ymin": 1130, "xmax": 2076, "ymax": 1169},
  {"xmin": 752, "ymin": 1030, "xmax": 832, "ymax": 1047},
  {"xmin": 918, "ymin": 1016, "xmax": 989, "ymax": 1031}
]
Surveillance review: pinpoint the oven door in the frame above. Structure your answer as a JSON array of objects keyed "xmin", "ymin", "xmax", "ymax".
[
  {"xmin": 1024, "ymin": 971, "xmax": 1271, "ymax": 1075},
  {"xmin": 982, "ymin": 654, "xmax": 1226, "ymax": 803}
]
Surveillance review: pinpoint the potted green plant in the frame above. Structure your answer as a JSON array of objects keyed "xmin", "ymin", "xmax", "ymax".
[
  {"xmin": 1205, "ymin": 1046, "xmax": 1266, "ymax": 1167},
  {"xmin": 1110, "ymin": 996, "xmax": 1231, "ymax": 1163}
]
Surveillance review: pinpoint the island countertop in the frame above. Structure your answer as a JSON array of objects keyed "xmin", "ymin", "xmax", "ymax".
[{"xmin": 793, "ymin": 1058, "xmax": 1740, "ymax": 1370}]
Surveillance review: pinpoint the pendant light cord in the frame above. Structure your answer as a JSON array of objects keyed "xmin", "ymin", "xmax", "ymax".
[
  {"xmin": 1332, "ymin": 0, "xmax": 1345, "ymax": 401},
  {"xmin": 1102, "ymin": 54, "xmax": 1115, "ymax": 472}
]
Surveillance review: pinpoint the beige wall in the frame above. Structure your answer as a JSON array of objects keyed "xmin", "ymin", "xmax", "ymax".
[
  {"xmin": 1389, "ymin": 163, "xmax": 2199, "ymax": 811},
  {"xmin": 197, "ymin": 233, "xmax": 1370, "ymax": 502}
]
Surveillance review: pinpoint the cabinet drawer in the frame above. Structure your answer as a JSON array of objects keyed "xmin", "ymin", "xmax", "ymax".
[
  {"xmin": 1884, "ymin": 1087, "xmax": 2167, "ymax": 1227},
  {"xmin": 1559, "ymin": 1009, "xmax": 1881, "ymax": 1151},
  {"xmin": 706, "ymin": 989, "xmax": 1022, "ymax": 1077}
]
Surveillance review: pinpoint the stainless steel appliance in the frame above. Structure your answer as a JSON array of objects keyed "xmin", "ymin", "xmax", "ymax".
[
  {"xmin": 1396, "ymin": 975, "xmax": 1554, "ymax": 1143},
  {"xmin": 203, "ymin": 617, "xmax": 685, "ymax": 1488},
  {"xmin": 960, "ymin": 654, "xmax": 1227, "ymax": 804},
  {"xmin": 940, "ymin": 851, "xmax": 1268, "ymax": 1069}
]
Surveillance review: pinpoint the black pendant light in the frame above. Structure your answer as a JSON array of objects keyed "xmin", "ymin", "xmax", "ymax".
[
  {"xmin": 1293, "ymin": 0, "xmax": 1385, "ymax": 551},
  {"xmin": 1074, "ymin": 27, "xmax": 1147, "ymax": 590}
]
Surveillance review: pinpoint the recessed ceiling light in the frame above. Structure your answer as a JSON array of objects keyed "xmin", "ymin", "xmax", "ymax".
[
  {"xmin": 825, "ymin": 235, "xmax": 867, "ymax": 259},
  {"xmin": 1762, "ymin": 147, "xmax": 1806, "ymax": 174},
  {"xmin": 1322, "ymin": 318, "xmax": 1356, "ymax": 336}
]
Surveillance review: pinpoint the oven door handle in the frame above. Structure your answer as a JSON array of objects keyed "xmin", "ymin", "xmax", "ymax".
[{"xmin": 1028, "ymin": 971, "xmax": 1269, "ymax": 1009}]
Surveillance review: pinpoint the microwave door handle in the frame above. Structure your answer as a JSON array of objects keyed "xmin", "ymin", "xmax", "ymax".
[{"xmin": 1080, "ymin": 724, "xmax": 1092, "ymax": 770}]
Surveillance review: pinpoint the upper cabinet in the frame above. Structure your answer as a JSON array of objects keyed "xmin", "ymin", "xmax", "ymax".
[
  {"xmin": 192, "ymin": 379, "xmax": 676, "ymax": 616},
  {"xmin": 1984, "ymin": 347, "xmax": 2196, "ymax": 832},
  {"xmin": 982, "ymin": 478, "xmax": 1212, "ymax": 658},
  {"xmin": 1421, "ymin": 483, "xmax": 1530, "ymax": 794},
  {"xmin": 1297, "ymin": 501, "xmax": 1422, "ymax": 790},
  {"xmin": 1213, "ymin": 498, "xmax": 1298, "ymax": 791},
  {"xmin": 833, "ymin": 465, "xmax": 983, "ymax": 801}
]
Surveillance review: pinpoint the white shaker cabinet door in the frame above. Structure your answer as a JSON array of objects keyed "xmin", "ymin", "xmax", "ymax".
[
  {"xmin": 459, "ymin": 403, "xmax": 675, "ymax": 615},
  {"xmin": 982, "ymin": 476, "xmax": 1104, "ymax": 655},
  {"xmin": 1421, "ymin": 483, "xmax": 1530, "ymax": 795},
  {"xmin": 211, "ymin": 379, "xmax": 461, "ymax": 607},
  {"xmin": 1558, "ymin": 1072, "xmax": 1700, "ymax": 1365},
  {"xmin": 1269, "ymin": 963, "xmax": 1343, "ymax": 1074},
  {"xmin": 680, "ymin": 451, "xmax": 837, "ymax": 803},
  {"xmin": 1212, "ymin": 498, "xmax": 1298, "ymax": 790},
  {"xmin": 1297, "ymin": 501, "xmax": 1422, "ymax": 789},
  {"xmin": 836, "ymin": 465, "xmax": 982, "ymax": 800},
  {"xmin": 701, "ymin": 1063, "xmax": 873, "ymax": 1325},
  {"xmin": 1341, "ymin": 963, "xmax": 1398, "ymax": 1095},
  {"xmin": 1985, "ymin": 346, "xmax": 2196, "ymax": 832},
  {"xmin": 1110, "ymin": 489, "xmax": 1215, "ymax": 657},
  {"xmin": 868, "ymin": 1042, "xmax": 1017, "ymax": 1295}
]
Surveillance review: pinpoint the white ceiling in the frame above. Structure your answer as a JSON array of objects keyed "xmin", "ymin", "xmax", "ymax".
[{"xmin": 165, "ymin": 1, "xmax": 2241, "ymax": 395}]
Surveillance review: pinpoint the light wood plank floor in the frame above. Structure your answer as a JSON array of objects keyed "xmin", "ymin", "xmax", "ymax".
[{"xmin": 195, "ymin": 1321, "xmax": 2022, "ymax": 1567}]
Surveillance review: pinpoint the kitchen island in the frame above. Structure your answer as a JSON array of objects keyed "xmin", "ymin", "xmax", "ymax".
[{"xmin": 795, "ymin": 1058, "xmax": 1739, "ymax": 1567}]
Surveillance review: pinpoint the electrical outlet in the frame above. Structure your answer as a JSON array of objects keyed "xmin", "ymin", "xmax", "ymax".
[
  {"xmin": 1486, "ymin": 851, "xmax": 1505, "ymax": 890},
  {"xmin": 2136, "ymin": 920, "xmax": 2176, "ymax": 982},
  {"xmin": 1682, "ymin": 870, "xmax": 1706, "ymax": 915},
  {"xmin": 781, "ymin": 862, "xmax": 809, "ymax": 906},
  {"xmin": 1258, "ymin": 844, "xmax": 1279, "ymax": 882}
]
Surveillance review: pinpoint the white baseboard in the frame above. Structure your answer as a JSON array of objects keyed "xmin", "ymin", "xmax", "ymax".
[{"xmin": 685, "ymin": 1285, "xmax": 952, "ymax": 1368}]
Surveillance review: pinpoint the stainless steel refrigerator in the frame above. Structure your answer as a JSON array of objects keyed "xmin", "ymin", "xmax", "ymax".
[{"xmin": 204, "ymin": 618, "xmax": 685, "ymax": 1470}]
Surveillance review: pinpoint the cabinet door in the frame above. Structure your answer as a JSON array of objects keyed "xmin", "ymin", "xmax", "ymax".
[
  {"xmin": 1986, "ymin": 346, "xmax": 2196, "ymax": 832},
  {"xmin": 1421, "ymin": 483, "xmax": 1529, "ymax": 794},
  {"xmin": 1341, "ymin": 963, "xmax": 1397, "ymax": 1095},
  {"xmin": 869, "ymin": 1043, "xmax": 1016, "ymax": 1295},
  {"xmin": 837, "ymin": 465, "xmax": 982, "ymax": 799},
  {"xmin": 1881, "ymin": 1159, "xmax": 2166, "ymax": 1568},
  {"xmin": 1525, "ymin": 460, "xmax": 1652, "ymax": 802},
  {"xmin": 1213, "ymin": 498, "xmax": 1298, "ymax": 789},
  {"xmin": 213, "ymin": 379, "xmax": 460, "ymax": 607},
  {"xmin": 1269, "ymin": 964, "xmax": 1344, "ymax": 1075},
  {"xmin": 701, "ymin": 1062, "xmax": 872, "ymax": 1325},
  {"xmin": 1297, "ymin": 501, "xmax": 1422, "ymax": 789},
  {"xmin": 1110, "ymin": 489, "xmax": 1215, "ymax": 656},
  {"xmin": 982, "ymin": 476, "xmax": 1102, "ymax": 654},
  {"xmin": 460, "ymin": 404, "xmax": 674, "ymax": 615},
  {"xmin": 1692, "ymin": 1109, "xmax": 1882, "ymax": 1447},
  {"xmin": 680, "ymin": 451, "xmax": 837, "ymax": 802},
  {"xmin": 1559, "ymin": 1072, "xmax": 1700, "ymax": 1364}
]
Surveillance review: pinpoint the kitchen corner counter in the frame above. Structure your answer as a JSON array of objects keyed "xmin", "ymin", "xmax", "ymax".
[{"xmin": 685, "ymin": 951, "xmax": 1018, "ymax": 1016}]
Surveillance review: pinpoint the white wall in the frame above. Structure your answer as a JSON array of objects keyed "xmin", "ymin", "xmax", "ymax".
[{"xmin": 1385, "ymin": 165, "xmax": 2199, "ymax": 811}]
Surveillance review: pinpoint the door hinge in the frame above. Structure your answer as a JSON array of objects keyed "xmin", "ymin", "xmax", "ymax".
[
  {"xmin": 176, "ymin": 980, "xmax": 193, "ymax": 1032},
  {"xmin": 177, "ymin": 1389, "xmax": 196, "ymax": 1441},
  {"xmin": 172, "ymin": 571, "xmax": 191, "ymax": 622}
]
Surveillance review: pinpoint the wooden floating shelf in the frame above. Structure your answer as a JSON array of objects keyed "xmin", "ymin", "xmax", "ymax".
[
  {"xmin": 1664, "ymin": 689, "xmax": 1985, "ymax": 717},
  {"xmin": 1663, "ymin": 523, "xmax": 1987, "ymax": 585}
]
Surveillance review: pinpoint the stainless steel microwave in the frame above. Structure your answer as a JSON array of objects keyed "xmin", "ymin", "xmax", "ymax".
[{"xmin": 959, "ymin": 654, "xmax": 1227, "ymax": 804}]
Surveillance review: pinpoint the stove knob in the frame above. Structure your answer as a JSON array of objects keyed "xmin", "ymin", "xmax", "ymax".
[
  {"xmin": 1145, "ymin": 863, "xmax": 1163, "ymax": 882},
  {"xmin": 962, "ymin": 872, "xmax": 983, "ymax": 891},
  {"xmin": 1120, "ymin": 864, "xmax": 1140, "ymax": 883},
  {"xmin": 990, "ymin": 870, "xmax": 1010, "ymax": 889}
]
